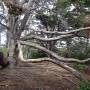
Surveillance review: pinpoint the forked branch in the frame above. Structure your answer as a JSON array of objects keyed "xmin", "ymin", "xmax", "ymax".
[
  {"xmin": 17, "ymin": 42, "xmax": 86, "ymax": 81},
  {"xmin": 19, "ymin": 40, "xmax": 90, "ymax": 64}
]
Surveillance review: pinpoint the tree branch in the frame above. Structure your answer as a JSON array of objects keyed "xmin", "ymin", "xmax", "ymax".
[
  {"xmin": 21, "ymin": 34, "xmax": 73, "ymax": 41},
  {"xmin": 33, "ymin": 27, "xmax": 90, "ymax": 35},
  {"xmin": 0, "ymin": 22, "xmax": 9, "ymax": 30},
  {"xmin": 18, "ymin": 0, "xmax": 40, "ymax": 35},
  {"xmin": 19, "ymin": 40, "xmax": 90, "ymax": 64},
  {"xmin": 0, "ymin": 14, "xmax": 6, "ymax": 19}
]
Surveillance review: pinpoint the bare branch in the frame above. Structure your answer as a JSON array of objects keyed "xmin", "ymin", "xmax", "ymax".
[
  {"xmin": 19, "ymin": 40, "xmax": 90, "ymax": 64},
  {"xmin": 0, "ymin": 22, "xmax": 9, "ymax": 30},
  {"xmin": 33, "ymin": 27, "xmax": 90, "ymax": 35},
  {"xmin": 0, "ymin": 14, "xmax": 6, "ymax": 19},
  {"xmin": 18, "ymin": 0, "xmax": 41, "ymax": 35},
  {"xmin": 21, "ymin": 34, "xmax": 73, "ymax": 41}
]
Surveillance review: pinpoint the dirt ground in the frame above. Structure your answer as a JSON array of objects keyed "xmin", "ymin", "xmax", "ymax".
[{"xmin": 0, "ymin": 61, "xmax": 83, "ymax": 90}]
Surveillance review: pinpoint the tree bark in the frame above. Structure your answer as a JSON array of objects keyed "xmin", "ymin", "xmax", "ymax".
[
  {"xmin": 7, "ymin": 31, "xmax": 18, "ymax": 68},
  {"xmin": 8, "ymin": 39, "xmax": 16, "ymax": 68}
]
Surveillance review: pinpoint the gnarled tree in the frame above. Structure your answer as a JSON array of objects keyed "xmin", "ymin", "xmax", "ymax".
[{"xmin": 0, "ymin": 0, "xmax": 90, "ymax": 81}]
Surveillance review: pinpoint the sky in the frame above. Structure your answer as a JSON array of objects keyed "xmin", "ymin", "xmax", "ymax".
[{"xmin": 1, "ymin": 32, "xmax": 6, "ymax": 45}]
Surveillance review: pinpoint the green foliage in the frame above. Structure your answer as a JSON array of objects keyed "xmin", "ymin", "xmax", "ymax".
[
  {"xmin": 23, "ymin": 47, "xmax": 47, "ymax": 59},
  {"xmin": 0, "ymin": 47, "xmax": 8, "ymax": 57},
  {"xmin": 28, "ymin": 50, "xmax": 47, "ymax": 59},
  {"xmin": 69, "ymin": 0, "xmax": 86, "ymax": 4},
  {"xmin": 36, "ymin": 14, "xmax": 58, "ymax": 28},
  {"xmin": 36, "ymin": 0, "xmax": 90, "ymax": 31},
  {"xmin": 54, "ymin": 0, "xmax": 90, "ymax": 29},
  {"xmin": 73, "ymin": 64, "xmax": 86, "ymax": 72},
  {"xmin": 61, "ymin": 37, "xmax": 90, "ymax": 60},
  {"xmin": 55, "ymin": 0, "xmax": 70, "ymax": 9},
  {"xmin": 69, "ymin": 0, "xmax": 90, "ymax": 7},
  {"xmin": 71, "ymin": 52, "xmax": 87, "ymax": 60},
  {"xmin": 84, "ymin": 0, "xmax": 90, "ymax": 7},
  {"xmin": 79, "ymin": 81, "xmax": 90, "ymax": 90},
  {"xmin": 59, "ymin": 49, "xmax": 87, "ymax": 60}
]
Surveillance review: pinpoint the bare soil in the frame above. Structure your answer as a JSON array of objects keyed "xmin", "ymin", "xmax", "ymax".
[{"xmin": 0, "ymin": 61, "xmax": 81, "ymax": 90}]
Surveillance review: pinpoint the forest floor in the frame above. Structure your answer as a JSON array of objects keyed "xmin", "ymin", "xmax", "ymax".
[{"xmin": 0, "ymin": 61, "xmax": 89, "ymax": 90}]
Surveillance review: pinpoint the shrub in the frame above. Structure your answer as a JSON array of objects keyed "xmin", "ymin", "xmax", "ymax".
[
  {"xmin": 0, "ymin": 47, "xmax": 8, "ymax": 57},
  {"xmin": 28, "ymin": 50, "xmax": 47, "ymax": 59},
  {"xmin": 71, "ymin": 52, "xmax": 87, "ymax": 60},
  {"xmin": 23, "ymin": 47, "xmax": 47, "ymax": 59},
  {"xmin": 73, "ymin": 64, "xmax": 86, "ymax": 72},
  {"xmin": 79, "ymin": 81, "xmax": 90, "ymax": 90}
]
